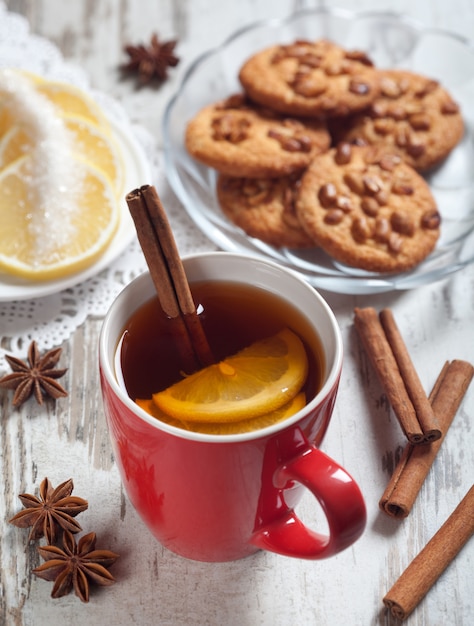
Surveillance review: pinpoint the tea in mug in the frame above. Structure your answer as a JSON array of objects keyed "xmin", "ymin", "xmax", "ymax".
[{"xmin": 119, "ymin": 280, "xmax": 325, "ymax": 434}]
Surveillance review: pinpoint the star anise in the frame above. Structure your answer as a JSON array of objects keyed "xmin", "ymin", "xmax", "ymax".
[
  {"xmin": 9, "ymin": 478, "xmax": 88, "ymax": 545},
  {"xmin": 122, "ymin": 33, "xmax": 180, "ymax": 84},
  {"xmin": 33, "ymin": 530, "xmax": 119, "ymax": 602},
  {"xmin": 0, "ymin": 340, "xmax": 68, "ymax": 407}
]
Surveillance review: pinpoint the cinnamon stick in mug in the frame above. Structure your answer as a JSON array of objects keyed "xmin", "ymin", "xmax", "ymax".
[
  {"xmin": 383, "ymin": 484, "xmax": 474, "ymax": 621},
  {"xmin": 380, "ymin": 359, "xmax": 473, "ymax": 518},
  {"xmin": 354, "ymin": 307, "xmax": 440, "ymax": 444},
  {"xmin": 126, "ymin": 185, "xmax": 214, "ymax": 373}
]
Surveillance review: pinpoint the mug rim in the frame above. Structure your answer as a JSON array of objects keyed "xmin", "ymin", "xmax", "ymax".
[{"xmin": 99, "ymin": 251, "xmax": 343, "ymax": 443}]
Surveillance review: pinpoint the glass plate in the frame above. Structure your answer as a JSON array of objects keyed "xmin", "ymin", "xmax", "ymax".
[{"xmin": 163, "ymin": 7, "xmax": 474, "ymax": 294}]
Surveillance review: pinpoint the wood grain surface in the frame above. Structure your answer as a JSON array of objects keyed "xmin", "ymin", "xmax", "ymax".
[{"xmin": 1, "ymin": 1, "xmax": 473, "ymax": 624}]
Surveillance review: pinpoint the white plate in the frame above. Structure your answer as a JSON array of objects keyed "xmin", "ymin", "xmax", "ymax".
[
  {"xmin": 163, "ymin": 8, "xmax": 474, "ymax": 294},
  {"xmin": 0, "ymin": 114, "xmax": 151, "ymax": 302}
]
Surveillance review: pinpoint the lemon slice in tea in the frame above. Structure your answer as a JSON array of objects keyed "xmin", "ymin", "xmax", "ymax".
[
  {"xmin": 152, "ymin": 328, "xmax": 308, "ymax": 422},
  {"xmin": 137, "ymin": 391, "xmax": 306, "ymax": 435}
]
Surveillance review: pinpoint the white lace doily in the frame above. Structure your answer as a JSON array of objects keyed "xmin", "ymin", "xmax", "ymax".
[{"xmin": 0, "ymin": 2, "xmax": 215, "ymax": 371}]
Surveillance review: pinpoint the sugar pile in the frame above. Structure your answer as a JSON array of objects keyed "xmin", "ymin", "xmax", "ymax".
[{"xmin": 0, "ymin": 69, "xmax": 84, "ymax": 265}]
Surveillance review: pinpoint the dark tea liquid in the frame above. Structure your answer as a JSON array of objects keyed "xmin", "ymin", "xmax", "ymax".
[{"xmin": 120, "ymin": 280, "xmax": 325, "ymax": 410}]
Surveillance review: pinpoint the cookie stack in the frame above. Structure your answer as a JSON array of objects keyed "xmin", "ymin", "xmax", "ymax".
[{"xmin": 184, "ymin": 39, "xmax": 463, "ymax": 273}]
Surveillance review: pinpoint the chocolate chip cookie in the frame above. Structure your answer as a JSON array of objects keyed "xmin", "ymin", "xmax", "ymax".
[
  {"xmin": 332, "ymin": 69, "xmax": 464, "ymax": 172},
  {"xmin": 216, "ymin": 173, "xmax": 314, "ymax": 249},
  {"xmin": 238, "ymin": 39, "xmax": 380, "ymax": 118},
  {"xmin": 185, "ymin": 94, "xmax": 330, "ymax": 178},
  {"xmin": 296, "ymin": 143, "xmax": 441, "ymax": 273}
]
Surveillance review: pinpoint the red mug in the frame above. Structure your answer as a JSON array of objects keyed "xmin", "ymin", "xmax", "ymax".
[{"xmin": 99, "ymin": 252, "xmax": 366, "ymax": 562}]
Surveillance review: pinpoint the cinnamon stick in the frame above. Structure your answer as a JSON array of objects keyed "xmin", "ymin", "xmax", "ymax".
[
  {"xmin": 354, "ymin": 307, "xmax": 439, "ymax": 444},
  {"xmin": 379, "ymin": 308, "xmax": 440, "ymax": 442},
  {"xmin": 126, "ymin": 185, "xmax": 214, "ymax": 373},
  {"xmin": 380, "ymin": 359, "xmax": 474, "ymax": 518},
  {"xmin": 383, "ymin": 484, "xmax": 474, "ymax": 620}
]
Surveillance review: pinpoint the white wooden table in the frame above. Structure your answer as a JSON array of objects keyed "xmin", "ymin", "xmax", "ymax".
[{"xmin": 1, "ymin": 1, "xmax": 473, "ymax": 625}]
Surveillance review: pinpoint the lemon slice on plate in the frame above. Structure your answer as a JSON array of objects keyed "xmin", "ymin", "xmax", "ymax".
[
  {"xmin": 0, "ymin": 153, "xmax": 119, "ymax": 280},
  {"xmin": 151, "ymin": 328, "xmax": 308, "ymax": 422},
  {"xmin": 0, "ymin": 115, "xmax": 125, "ymax": 196},
  {"xmin": 63, "ymin": 114, "xmax": 124, "ymax": 196},
  {"xmin": 1, "ymin": 69, "xmax": 111, "ymax": 130},
  {"xmin": 0, "ymin": 125, "xmax": 26, "ymax": 169},
  {"xmin": 34, "ymin": 78, "xmax": 112, "ymax": 129},
  {"xmin": 137, "ymin": 391, "xmax": 306, "ymax": 435},
  {"xmin": 0, "ymin": 68, "xmax": 127, "ymax": 284},
  {"xmin": 0, "ymin": 106, "xmax": 13, "ymax": 136}
]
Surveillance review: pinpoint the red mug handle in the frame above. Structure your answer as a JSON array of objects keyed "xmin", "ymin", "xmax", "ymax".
[{"xmin": 251, "ymin": 448, "xmax": 366, "ymax": 559}]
